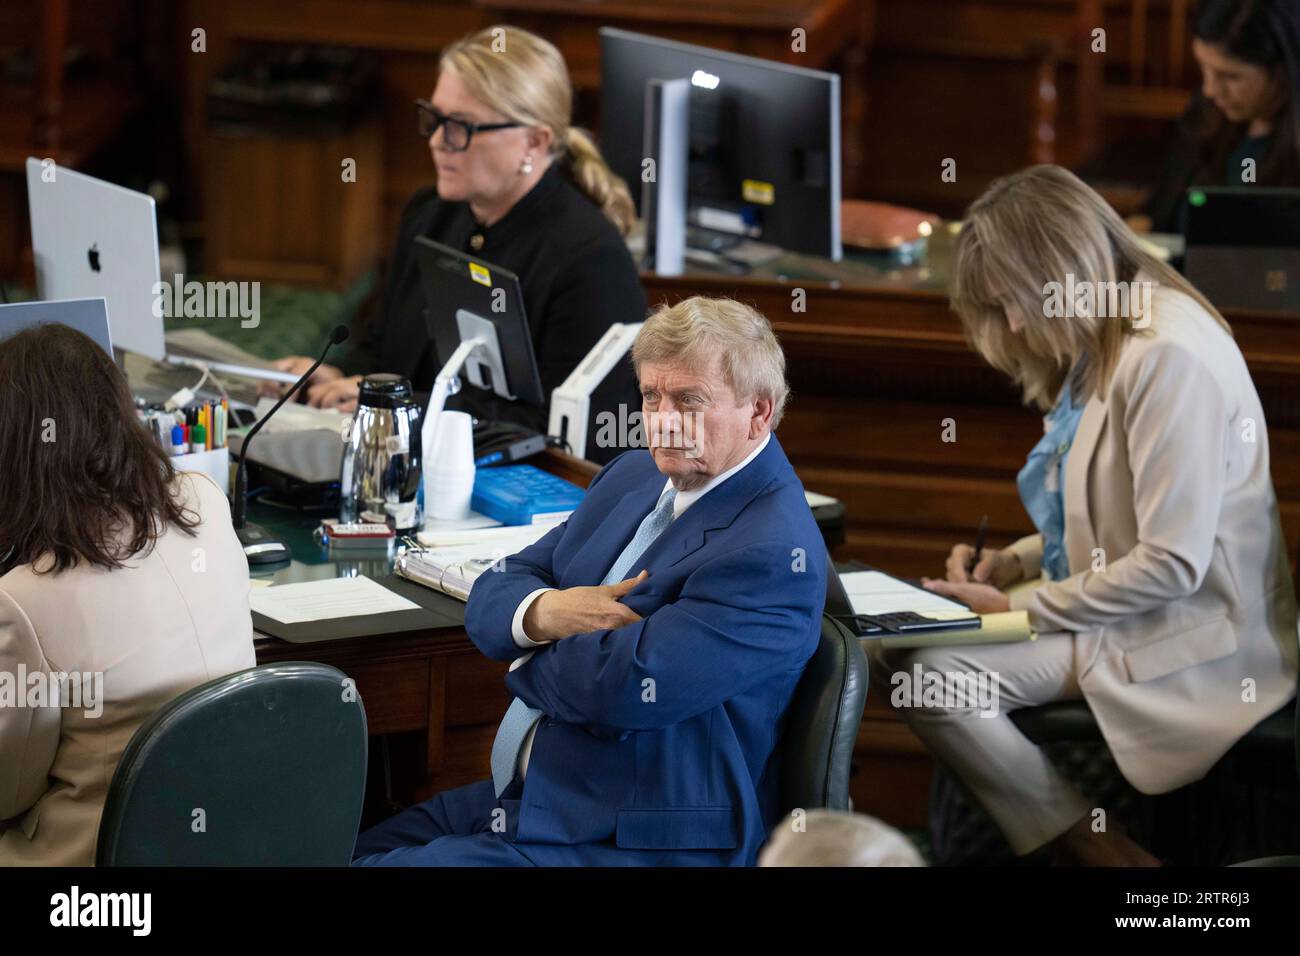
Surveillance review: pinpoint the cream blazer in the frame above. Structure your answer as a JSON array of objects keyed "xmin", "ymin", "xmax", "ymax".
[
  {"xmin": 0, "ymin": 471, "xmax": 256, "ymax": 866},
  {"xmin": 1007, "ymin": 279, "xmax": 1299, "ymax": 795}
]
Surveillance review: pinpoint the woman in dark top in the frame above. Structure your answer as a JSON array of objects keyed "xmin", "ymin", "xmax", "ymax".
[
  {"xmin": 271, "ymin": 26, "xmax": 645, "ymax": 463},
  {"xmin": 1140, "ymin": 0, "xmax": 1300, "ymax": 234}
]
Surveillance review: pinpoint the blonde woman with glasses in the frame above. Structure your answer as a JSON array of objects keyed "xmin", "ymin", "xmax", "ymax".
[
  {"xmin": 268, "ymin": 26, "xmax": 644, "ymax": 462},
  {"xmin": 872, "ymin": 164, "xmax": 1298, "ymax": 865}
]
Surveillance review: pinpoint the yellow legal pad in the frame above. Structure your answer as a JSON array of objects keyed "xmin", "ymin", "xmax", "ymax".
[{"xmin": 873, "ymin": 610, "xmax": 1036, "ymax": 650}]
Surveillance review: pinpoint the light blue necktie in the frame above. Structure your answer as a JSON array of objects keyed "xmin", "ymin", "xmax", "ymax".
[{"xmin": 490, "ymin": 487, "xmax": 678, "ymax": 796}]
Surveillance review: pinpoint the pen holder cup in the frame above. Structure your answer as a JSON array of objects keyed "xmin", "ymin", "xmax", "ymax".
[{"xmin": 174, "ymin": 447, "xmax": 231, "ymax": 496}]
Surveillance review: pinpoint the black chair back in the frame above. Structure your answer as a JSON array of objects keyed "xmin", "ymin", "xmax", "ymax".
[{"xmin": 778, "ymin": 614, "xmax": 870, "ymax": 814}]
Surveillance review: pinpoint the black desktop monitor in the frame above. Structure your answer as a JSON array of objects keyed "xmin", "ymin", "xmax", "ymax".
[
  {"xmin": 413, "ymin": 237, "xmax": 545, "ymax": 408},
  {"xmin": 1184, "ymin": 187, "xmax": 1300, "ymax": 314},
  {"xmin": 600, "ymin": 27, "xmax": 842, "ymax": 261}
]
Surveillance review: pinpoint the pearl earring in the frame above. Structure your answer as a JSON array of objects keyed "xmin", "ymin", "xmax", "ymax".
[{"xmin": 520, "ymin": 155, "xmax": 534, "ymax": 175}]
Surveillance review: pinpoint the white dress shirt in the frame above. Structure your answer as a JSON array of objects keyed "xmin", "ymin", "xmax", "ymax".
[{"xmin": 506, "ymin": 433, "xmax": 771, "ymax": 780}]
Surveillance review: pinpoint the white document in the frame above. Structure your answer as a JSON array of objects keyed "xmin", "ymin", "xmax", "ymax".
[
  {"xmin": 840, "ymin": 570, "xmax": 972, "ymax": 617},
  {"xmin": 420, "ymin": 509, "xmax": 504, "ymax": 539},
  {"xmin": 249, "ymin": 576, "xmax": 420, "ymax": 624},
  {"xmin": 417, "ymin": 520, "xmax": 558, "ymax": 550}
]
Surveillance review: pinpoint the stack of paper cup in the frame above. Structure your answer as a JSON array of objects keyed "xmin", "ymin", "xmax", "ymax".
[{"xmin": 424, "ymin": 410, "xmax": 476, "ymax": 521}]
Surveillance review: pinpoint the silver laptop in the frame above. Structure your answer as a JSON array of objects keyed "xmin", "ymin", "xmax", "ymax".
[
  {"xmin": 24, "ymin": 158, "xmax": 296, "ymax": 383},
  {"xmin": 0, "ymin": 297, "xmax": 113, "ymax": 356}
]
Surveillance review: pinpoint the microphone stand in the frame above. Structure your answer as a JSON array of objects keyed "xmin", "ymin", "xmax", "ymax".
[{"xmin": 231, "ymin": 327, "xmax": 349, "ymax": 566}]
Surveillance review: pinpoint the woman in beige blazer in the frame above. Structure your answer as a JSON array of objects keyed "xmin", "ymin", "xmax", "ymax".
[
  {"xmin": 873, "ymin": 165, "xmax": 1299, "ymax": 865},
  {"xmin": 0, "ymin": 325, "xmax": 256, "ymax": 866}
]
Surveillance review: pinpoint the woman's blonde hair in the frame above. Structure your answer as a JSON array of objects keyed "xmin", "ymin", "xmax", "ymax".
[
  {"xmin": 632, "ymin": 297, "xmax": 790, "ymax": 429},
  {"xmin": 440, "ymin": 25, "xmax": 637, "ymax": 235},
  {"xmin": 951, "ymin": 164, "xmax": 1231, "ymax": 410}
]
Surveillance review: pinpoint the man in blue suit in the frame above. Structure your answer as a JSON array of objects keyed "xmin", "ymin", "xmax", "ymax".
[{"xmin": 353, "ymin": 297, "xmax": 827, "ymax": 866}]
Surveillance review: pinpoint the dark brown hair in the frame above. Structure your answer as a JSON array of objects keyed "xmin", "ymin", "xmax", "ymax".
[
  {"xmin": 1189, "ymin": 0, "xmax": 1300, "ymax": 186},
  {"xmin": 0, "ymin": 324, "xmax": 199, "ymax": 575}
]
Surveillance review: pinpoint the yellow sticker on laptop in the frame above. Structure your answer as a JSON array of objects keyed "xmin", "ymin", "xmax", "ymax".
[
  {"xmin": 468, "ymin": 262, "xmax": 492, "ymax": 287},
  {"xmin": 742, "ymin": 179, "xmax": 775, "ymax": 205}
]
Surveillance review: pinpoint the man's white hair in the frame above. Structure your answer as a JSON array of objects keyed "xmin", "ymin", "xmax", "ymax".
[
  {"xmin": 758, "ymin": 810, "xmax": 926, "ymax": 867},
  {"xmin": 631, "ymin": 296, "xmax": 790, "ymax": 429}
]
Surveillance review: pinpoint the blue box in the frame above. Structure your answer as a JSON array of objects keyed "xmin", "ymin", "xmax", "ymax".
[{"xmin": 471, "ymin": 464, "xmax": 585, "ymax": 526}]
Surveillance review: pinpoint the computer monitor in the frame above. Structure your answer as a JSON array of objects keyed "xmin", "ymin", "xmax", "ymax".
[
  {"xmin": 1184, "ymin": 186, "xmax": 1300, "ymax": 314},
  {"xmin": 413, "ymin": 237, "xmax": 545, "ymax": 408},
  {"xmin": 641, "ymin": 77, "xmax": 690, "ymax": 275},
  {"xmin": 25, "ymin": 158, "xmax": 162, "ymax": 358},
  {"xmin": 600, "ymin": 27, "xmax": 842, "ymax": 261},
  {"xmin": 0, "ymin": 297, "xmax": 114, "ymax": 356}
]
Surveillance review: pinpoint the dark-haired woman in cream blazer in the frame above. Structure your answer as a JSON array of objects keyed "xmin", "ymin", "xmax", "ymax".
[
  {"xmin": 872, "ymin": 165, "xmax": 1299, "ymax": 866},
  {"xmin": 0, "ymin": 325, "xmax": 255, "ymax": 866}
]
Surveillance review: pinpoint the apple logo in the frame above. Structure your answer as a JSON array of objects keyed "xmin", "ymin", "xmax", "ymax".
[{"xmin": 87, "ymin": 243, "xmax": 101, "ymax": 273}]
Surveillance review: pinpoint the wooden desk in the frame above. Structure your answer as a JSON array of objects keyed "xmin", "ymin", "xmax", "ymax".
[{"xmin": 251, "ymin": 447, "xmax": 597, "ymax": 810}]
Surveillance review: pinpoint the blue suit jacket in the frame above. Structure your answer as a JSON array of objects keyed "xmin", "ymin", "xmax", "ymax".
[{"xmin": 465, "ymin": 436, "xmax": 827, "ymax": 865}]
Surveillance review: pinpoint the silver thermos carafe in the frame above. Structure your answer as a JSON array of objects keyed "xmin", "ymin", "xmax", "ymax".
[{"xmin": 340, "ymin": 374, "xmax": 423, "ymax": 532}]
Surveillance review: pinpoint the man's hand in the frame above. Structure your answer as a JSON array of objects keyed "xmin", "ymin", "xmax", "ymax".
[
  {"xmin": 258, "ymin": 357, "xmax": 342, "ymax": 398},
  {"xmin": 523, "ymin": 570, "xmax": 649, "ymax": 643},
  {"xmin": 306, "ymin": 374, "xmax": 364, "ymax": 412}
]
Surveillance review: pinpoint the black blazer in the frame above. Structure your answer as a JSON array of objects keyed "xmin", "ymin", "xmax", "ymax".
[{"xmin": 345, "ymin": 163, "xmax": 647, "ymax": 464}]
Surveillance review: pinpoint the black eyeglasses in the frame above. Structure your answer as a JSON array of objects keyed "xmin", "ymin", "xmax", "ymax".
[{"xmin": 415, "ymin": 99, "xmax": 522, "ymax": 151}]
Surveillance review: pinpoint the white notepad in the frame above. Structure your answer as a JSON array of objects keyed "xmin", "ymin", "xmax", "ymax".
[
  {"xmin": 249, "ymin": 576, "xmax": 420, "ymax": 624},
  {"xmin": 839, "ymin": 570, "xmax": 973, "ymax": 618}
]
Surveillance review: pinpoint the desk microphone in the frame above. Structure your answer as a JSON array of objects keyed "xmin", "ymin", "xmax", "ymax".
[{"xmin": 231, "ymin": 324, "xmax": 350, "ymax": 566}]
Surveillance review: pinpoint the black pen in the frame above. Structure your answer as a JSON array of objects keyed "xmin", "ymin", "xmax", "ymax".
[{"xmin": 969, "ymin": 514, "xmax": 988, "ymax": 577}]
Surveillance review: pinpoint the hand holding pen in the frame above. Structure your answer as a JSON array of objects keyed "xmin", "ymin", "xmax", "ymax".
[{"xmin": 944, "ymin": 515, "xmax": 1023, "ymax": 587}]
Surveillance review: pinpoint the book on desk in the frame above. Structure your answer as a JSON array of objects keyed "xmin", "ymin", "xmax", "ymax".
[{"xmin": 397, "ymin": 521, "xmax": 560, "ymax": 601}]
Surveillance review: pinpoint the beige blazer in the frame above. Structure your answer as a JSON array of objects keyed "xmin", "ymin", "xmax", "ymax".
[
  {"xmin": 0, "ymin": 471, "xmax": 256, "ymax": 866},
  {"xmin": 1007, "ymin": 278, "xmax": 1299, "ymax": 795}
]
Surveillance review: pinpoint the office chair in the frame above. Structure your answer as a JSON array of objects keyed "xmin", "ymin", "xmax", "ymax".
[
  {"xmin": 1232, "ymin": 689, "xmax": 1300, "ymax": 866},
  {"xmin": 1010, "ymin": 697, "xmax": 1297, "ymax": 786},
  {"xmin": 1007, "ymin": 693, "xmax": 1298, "ymax": 864},
  {"xmin": 776, "ymin": 613, "xmax": 870, "ymax": 816},
  {"xmin": 96, "ymin": 662, "xmax": 368, "ymax": 866}
]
